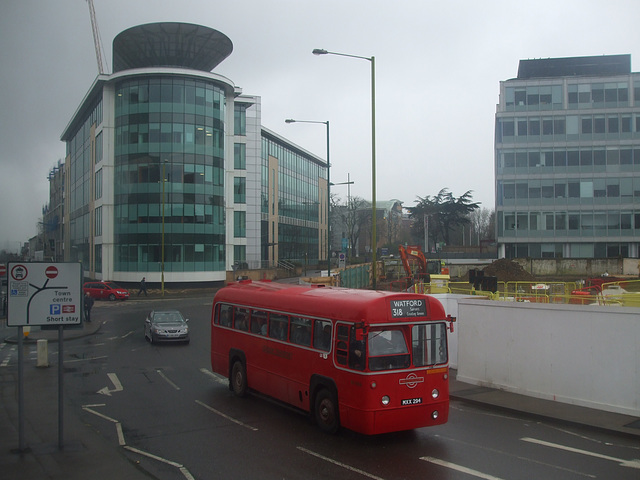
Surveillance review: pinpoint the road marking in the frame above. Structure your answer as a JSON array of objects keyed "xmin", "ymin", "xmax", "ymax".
[
  {"xmin": 420, "ymin": 457, "xmax": 505, "ymax": 480},
  {"xmin": 522, "ymin": 437, "xmax": 640, "ymax": 469},
  {"xmin": 157, "ymin": 369, "xmax": 180, "ymax": 390},
  {"xmin": 195, "ymin": 399, "xmax": 258, "ymax": 431},
  {"xmin": 121, "ymin": 331, "xmax": 134, "ymax": 339},
  {"xmin": 298, "ymin": 447, "xmax": 386, "ymax": 480},
  {"xmin": 97, "ymin": 372, "xmax": 124, "ymax": 396},
  {"xmin": 65, "ymin": 355, "xmax": 108, "ymax": 363},
  {"xmin": 82, "ymin": 403, "xmax": 193, "ymax": 479},
  {"xmin": 124, "ymin": 446, "xmax": 195, "ymax": 479},
  {"xmin": 82, "ymin": 405, "xmax": 119, "ymax": 423},
  {"xmin": 200, "ymin": 367, "xmax": 228, "ymax": 386}
]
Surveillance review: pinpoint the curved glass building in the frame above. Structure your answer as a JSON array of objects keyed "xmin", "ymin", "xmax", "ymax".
[{"xmin": 61, "ymin": 23, "xmax": 327, "ymax": 284}]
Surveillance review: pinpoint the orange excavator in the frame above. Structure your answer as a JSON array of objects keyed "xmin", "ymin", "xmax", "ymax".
[{"xmin": 398, "ymin": 245, "xmax": 447, "ymax": 283}]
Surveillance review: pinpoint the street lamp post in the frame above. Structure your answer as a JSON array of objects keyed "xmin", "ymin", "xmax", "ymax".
[
  {"xmin": 330, "ymin": 174, "xmax": 355, "ymax": 260},
  {"xmin": 285, "ymin": 119, "xmax": 331, "ymax": 277},
  {"xmin": 312, "ymin": 48, "xmax": 377, "ymax": 288}
]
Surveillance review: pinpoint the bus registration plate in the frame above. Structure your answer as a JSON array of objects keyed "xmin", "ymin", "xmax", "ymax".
[{"xmin": 401, "ymin": 397, "xmax": 422, "ymax": 406}]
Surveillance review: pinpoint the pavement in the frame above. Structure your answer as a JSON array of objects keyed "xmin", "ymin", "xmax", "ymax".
[{"xmin": 1, "ymin": 291, "xmax": 639, "ymax": 480}]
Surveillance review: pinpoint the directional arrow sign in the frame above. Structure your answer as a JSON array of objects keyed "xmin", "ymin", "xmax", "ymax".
[{"xmin": 97, "ymin": 373, "xmax": 124, "ymax": 396}]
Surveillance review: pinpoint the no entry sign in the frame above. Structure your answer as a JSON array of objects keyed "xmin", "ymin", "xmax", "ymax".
[
  {"xmin": 0, "ymin": 264, "xmax": 6, "ymax": 277},
  {"xmin": 45, "ymin": 266, "xmax": 59, "ymax": 279}
]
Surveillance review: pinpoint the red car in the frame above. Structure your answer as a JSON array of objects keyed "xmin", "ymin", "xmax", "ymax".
[{"xmin": 83, "ymin": 281, "xmax": 130, "ymax": 301}]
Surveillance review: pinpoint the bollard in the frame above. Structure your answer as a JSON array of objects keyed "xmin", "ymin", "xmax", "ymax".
[{"xmin": 36, "ymin": 339, "xmax": 49, "ymax": 368}]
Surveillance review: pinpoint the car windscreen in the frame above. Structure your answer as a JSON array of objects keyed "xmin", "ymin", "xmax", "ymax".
[{"xmin": 154, "ymin": 313, "xmax": 184, "ymax": 324}]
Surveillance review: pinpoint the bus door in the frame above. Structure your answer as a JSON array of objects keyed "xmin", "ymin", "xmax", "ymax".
[{"xmin": 334, "ymin": 323, "xmax": 366, "ymax": 370}]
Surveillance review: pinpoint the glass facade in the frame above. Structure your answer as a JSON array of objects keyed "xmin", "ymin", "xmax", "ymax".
[
  {"xmin": 113, "ymin": 76, "xmax": 226, "ymax": 273},
  {"xmin": 66, "ymin": 96, "xmax": 102, "ymax": 269},
  {"xmin": 496, "ymin": 65, "xmax": 640, "ymax": 259},
  {"xmin": 261, "ymin": 134, "xmax": 327, "ymax": 265}
]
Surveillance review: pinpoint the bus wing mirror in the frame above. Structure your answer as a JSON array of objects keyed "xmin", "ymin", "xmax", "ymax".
[{"xmin": 447, "ymin": 315, "xmax": 456, "ymax": 333}]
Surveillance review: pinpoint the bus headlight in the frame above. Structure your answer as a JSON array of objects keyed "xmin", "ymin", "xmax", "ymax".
[
  {"xmin": 381, "ymin": 395, "xmax": 390, "ymax": 406},
  {"xmin": 431, "ymin": 389, "xmax": 439, "ymax": 399},
  {"xmin": 432, "ymin": 410, "xmax": 439, "ymax": 419}
]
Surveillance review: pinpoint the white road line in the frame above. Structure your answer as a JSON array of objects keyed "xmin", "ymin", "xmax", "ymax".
[
  {"xmin": 298, "ymin": 447, "xmax": 386, "ymax": 480},
  {"xmin": 82, "ymin": 405, "xmax": 119, "ymax": 423},
  {"xmin": 115, "ymin": 422, "xmax": 126, "ymax": 446},
  {"xmin": 121, "ymin": 331, "xmax": 134, "ymax": 339},
  {"xmin": 200, "ymin": 367, "xmax": 228, "ymax": 386},
  {"xmin": 64, "ymin": 355, "xmax": 109, "ymax": 363},
  {"xmin": 420, "ymin": 456, "xmax": 505, "ymax": 480},
  {"xmin": 157, "ymin": 369, "xmax": 180, "ymax": 390},
  {"xmin": 124, "ymin": 445, "xmax": 196, "ymax": 480},
  {"xmin": 195, "ymin": 399, "xmax": 258, "ymax": 431},
  {"xmin": 522, "ymin": 437, "xmax": 640, "ymax": 469},
  {"xmin": 1, "ymin": 356, "xmax": 10, "ymax": 367}
]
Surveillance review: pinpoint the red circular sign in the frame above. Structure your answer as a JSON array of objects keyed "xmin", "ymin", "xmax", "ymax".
[
  {"xmin": 0, "ymin": 265, "xmax": 6, "ymax": 276},
  {"xmin": 45, "ymin": 266, "xmax": 59, "ymax": 279},
  {"xmin": 11, "ymin": 264, "xmax": 28, "ymax": 280}
]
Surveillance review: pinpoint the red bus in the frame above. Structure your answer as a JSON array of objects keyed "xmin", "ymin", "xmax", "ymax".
[{"xmin": 210, "ymin": 281, "xmax": 453, "ymax": 435}]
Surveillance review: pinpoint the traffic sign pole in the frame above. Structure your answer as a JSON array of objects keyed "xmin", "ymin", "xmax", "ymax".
[{"xmin": 6, "ymin": 262, "xmax": 81, "ymax": 452}]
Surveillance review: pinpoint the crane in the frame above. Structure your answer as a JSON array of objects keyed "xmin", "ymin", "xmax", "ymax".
[{"xmin": 86, "ymin": 0, "xmax": 105, "ymax": 74}]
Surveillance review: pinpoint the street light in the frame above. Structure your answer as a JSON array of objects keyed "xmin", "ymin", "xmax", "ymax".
[
  {"xmin": 330, "ymin": 174, "xmax": 355, "ymax": 262},
  {"xmin": 285, "ymin": 118, "xmax": 331, "ymax": 277},
  {"xmin": 313, "ymin": 48, "xmax": 378, "ymax": 288}
]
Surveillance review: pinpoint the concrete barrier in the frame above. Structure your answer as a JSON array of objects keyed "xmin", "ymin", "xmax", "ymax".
[{"xmin": 451, "ymin": 298, "xmax": 639, "ymax": 417}]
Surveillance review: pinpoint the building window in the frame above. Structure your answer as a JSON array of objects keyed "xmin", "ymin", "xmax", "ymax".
[
  {"xmin": 95, "ymin": 131, "xmax": 103, "ymax": 164},
  {"xmin": 234, "ymin": 105, "xmax": 246, "ymax": 135},
  {"xmin": 234, "ymin": 143, "xmax": 246, "ymax": 169},
  {"xmin": 95, "ymin": 169, "xmax": 102, "ymax": 199},
  {"xmin": 95, "ymin": 206, "xmax": 102, "ymax": 236},
  {"xmin": 234, "ymin": 211, "xmax": 246, "ymax": 237},
  {"xmin": 234, "ymin": 177, "xmax": 246, "ymax": 204}
]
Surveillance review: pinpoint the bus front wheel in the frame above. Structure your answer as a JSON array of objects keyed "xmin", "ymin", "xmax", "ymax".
[
  {"xmin": 314, "ymin": 389, "xmax": 339, "ymax": 433},
  {"xmin": 231, "ymin": 360, "xmax": 247, "ymax": 397}
]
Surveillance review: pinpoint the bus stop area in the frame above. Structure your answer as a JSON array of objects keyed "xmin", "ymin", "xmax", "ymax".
[{"xmin": 1, "ymin": 297, "xmax": 639, "ymax": 480}]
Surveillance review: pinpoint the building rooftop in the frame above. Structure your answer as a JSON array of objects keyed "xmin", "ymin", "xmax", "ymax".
[
  {"xmin": 517, "ymin": 54, "xmax": 631, "ymax": 79},
  {"xmin": 112, "ymin": 22, "xmax": 233, "ymax": 73}
]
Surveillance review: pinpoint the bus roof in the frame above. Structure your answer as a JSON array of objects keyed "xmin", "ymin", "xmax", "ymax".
[{"xmin": 213, "ymin": 281, "xmax": 447, "ymax": 325}]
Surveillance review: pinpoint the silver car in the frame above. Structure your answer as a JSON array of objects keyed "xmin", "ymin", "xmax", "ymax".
[{"xmin": 144, "ymin": 310, "xmax": 190, "ymax": 344}]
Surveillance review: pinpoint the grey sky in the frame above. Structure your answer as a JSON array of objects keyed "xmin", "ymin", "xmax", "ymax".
[{"xmin": 1, "ymin": 0, "xmax": 639, "ymax": 252}]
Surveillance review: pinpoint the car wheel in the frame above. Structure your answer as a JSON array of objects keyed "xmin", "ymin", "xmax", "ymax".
[
  {"xmin": 315, "ymin": 388, "xmax": 339, "ymax": 434},
  {"xmin": 109, "ymin": 294, "xmax": 116, "ymax": 301},
  {"xmin": 231, "ymin": 360, "xmax": 247, "ymax": 397}
]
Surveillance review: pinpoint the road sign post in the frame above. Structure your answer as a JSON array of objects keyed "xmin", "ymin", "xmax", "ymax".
[{"xmin": 7, "ymin": 262, "xmax": 82, "ymax": 451}]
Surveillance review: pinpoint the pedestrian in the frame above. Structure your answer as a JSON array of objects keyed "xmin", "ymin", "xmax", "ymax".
[
  {"xmin": 84, "ymin": 292, "xmax": 94, "ymax": 322},
  {"xmin": 138, "ymin": 277, "xmax": 148, "ymax": 296}
]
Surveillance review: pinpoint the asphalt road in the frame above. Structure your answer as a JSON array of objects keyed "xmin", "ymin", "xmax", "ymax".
[{"xmin": 5, "ymin": 295, "xmax": 640, "ymax": 479}]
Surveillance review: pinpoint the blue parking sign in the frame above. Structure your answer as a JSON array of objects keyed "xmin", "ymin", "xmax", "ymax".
[{"xmin": 50, "ymin": 304, "xmax": 61, "ymax": 315}]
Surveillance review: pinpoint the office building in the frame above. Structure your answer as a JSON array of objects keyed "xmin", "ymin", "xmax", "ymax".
[
  {"xmin": 495, "ymin": 54, "xmax": 640, "ymax": 259},
  {"xmin": 60, "ymin": 23, "xmax": 326, "ymax": 283}
]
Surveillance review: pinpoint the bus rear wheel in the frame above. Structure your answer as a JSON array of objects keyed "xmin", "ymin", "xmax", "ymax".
[
  {"xmin": 231, "ymin": 360, "xmax": 247, "ymax": 397},
  {"xmin": 314, "ymin": 389, "xmax": 339, "ymax": 433}
]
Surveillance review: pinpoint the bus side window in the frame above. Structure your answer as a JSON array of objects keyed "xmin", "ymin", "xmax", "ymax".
[
  {"xmin": 313, "ymin": 320, "xmax": 332, "ymax": 351},
  {"xmin": 269, "ymin": 313, "xmax": 288, "ymax": 340},
  {"xmin": 290, "ymin": 317, "xmax": 311, "ymax": 346},
  {"xmin": 218, "ymin": 304, "xmax": 232, "ymax": 327},
  {"xmin": 234, "ymin": 307, "xmax": 249, "ymax": 331},
  {"xmin": 251, "ymin": 310, "xmax": 268, "ymax": 335},
  {"xmin": 335, "ymin": 325, "xmax": 349, "ymax": 365}
]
